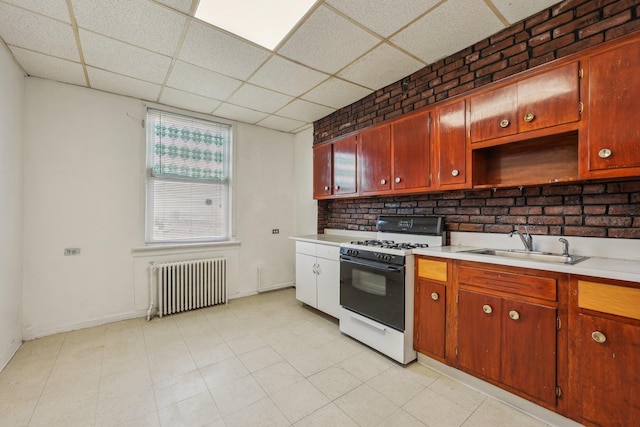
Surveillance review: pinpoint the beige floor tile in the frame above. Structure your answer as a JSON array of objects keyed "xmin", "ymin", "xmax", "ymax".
[
  {"xmin": 428, "ymin": 375, "xmax": 487, "ymax": 412},
  {"xmin": 338, "ymin": 349, "xmax": 394, "ymax": 382},
  {"xmin": 153, "ymin": 368, "xmax": 208, "ymax": 409},
  {"xmin": 308, "ymin": 366, "xmax": 362, "ymax": 400},
  {"xmin": 294, "ymin": 403, "xmax": 358, "ymax": 427},
  {"xmin": 403, "ymin": 388, "xmax": 472, "ymax": 427},
  {"xmin": 157, "ymin": 391, "xmax": 222, "ymax": 427},
  {"xmin": 28, "ymin": 392, "xmax": 97, "ymax": 427},
  {"xmin": 335, "ymin": 383, "xmax": 399, "ymax": 426},
  {"xmin": 116, "ymin": 410, "xmax": 161, "ymax": 427},
  {"xmin": 226, "ymin": 333, "xmax": 268, "ymax": 355},
  {"xmin": 252, "ymin": 361, "xmax": 305, "ymax": 395},
  {"xmin": 270, "ymin": 379, "xmax": 330, "ymax": 423},
  {"xmin": 461, "ymin": 398, "xmax": 548, "ymax": 427},
  {"xmin": 223, "ymin": 397, "xmax": 289, "ymax": 427},
  {"xmin": 377, "ymin": 408, "xmax": 426, "ymax": 426},
  {"xmin": 200, "ymin": 356, "xmax": 249, "ymax": 389},
  {"xmin": 148, "ymin": 352, "xmax": 197, "ymax": 384},
  {"xmin": 404, "ymin": 361, "xmax": 442, "ymax": 386},
  {"xmin": 314, "ymin": 335, "xmax": 364, "ymax": 364},
  {"xmin": 42, "ymin": 366, "xmax": 101, "ymax": 401},
  {"xmin": 367, "ymin": 366, "xmax": 427, "ymax": 406},
  {"xmin": 0, "ymin": 397, "xmax": 38, "ymax": 427},
  {"xmin": 189, "ymin": 341, "xmax": 235, "ymax": 368},
  {"xmin": 209, "ymin": 374, "xmax": 267, "ymax": 415},
  {"xmin": 238, "ymin": 345, "xmax": 283, "ymax": 373},
  {"xmin": 95, "ymin": 383, "xmax": 157, "ymax": 427},
  {"xmin": 286, "ymin": 347, "xmax": 335, "ymax": 377}
]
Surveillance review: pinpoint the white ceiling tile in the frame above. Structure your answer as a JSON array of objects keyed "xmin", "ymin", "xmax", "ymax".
[
  {"xmin": 79, "ymin": 30, "xmax": 171, "ymax": 84},
  {"xmin": 213, "ymin": 104, "xmax": 268, "ymax": 124},
  {"xmin": 249, "ymin": 56, "xmax": 329, "ymax": 97},
  {"xmin": 227, "ymin": 84, "xmax": 293, "ymax": 114},
  {"xmin": 278, "ymin": 5, "xmax": 380, "ymax": 74},
  {"xmin": 256, "ymin": 115, "xmax": 307, "ymax": 133},
  {"xmin": 87, "ymin": 67, "xmax": 161, "ymax": 101},
  {"xmin": 178, "ymin": 20, "xmax": 270, "ymax": 80},
  {"xmin": 391, "ymin": 0, "xmax": 505, "ymax": 63},
  {"xmin": 71, "ymin": 0, "xmax": 186, "ymax": 56},
  {"xmin": 492, "ymin": 0, "xmax": 558, "ymax": 24},
  {"xmin": 338, "ymin": 43, "xmax": 424, "ymax": 90},
  {"xmin": 326, "ymin": 0, "xmax": 440, "ymax": 37},
  {"xmin": 276, "ymin": 99, "xmax": 335, "ymax": 123},
  {"xmin": 3, "ymin": 0, "xmax": 70, "ymax": 23},
  {"xmin": 159, "ymin": 87, "xmax": 221, "ymax": 114},
  {"xmin": 0, "ymin": 3, "xmax": 79, "ymax": 61},
  {"xmin": 154, "ymin": 0, "xmax": 193, "ymax": 14},
  {"xmin": 11, "ymin": 47, "xmax": 86, "ymax": 86},
  {"xmin": 302, "ymin": 77, "xmax": 372, "ymax": 109},
  {"xmin": 166, "ymin": 60, "xmax": 242, "ymax": 100}
]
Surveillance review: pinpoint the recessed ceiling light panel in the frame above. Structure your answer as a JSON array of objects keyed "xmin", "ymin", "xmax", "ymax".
[{"xmin": 195, "ymin": 0, "xmax": 317, "ymax": 50}]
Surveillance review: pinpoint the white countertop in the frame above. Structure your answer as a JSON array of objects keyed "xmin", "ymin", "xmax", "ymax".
[
  {"xmin": 289, "ymin": 234, "xmax": 363, "ymax": 246},
  {"xmin": 413, "ymin": 246, "xmax": 640, "ymax": 283}
]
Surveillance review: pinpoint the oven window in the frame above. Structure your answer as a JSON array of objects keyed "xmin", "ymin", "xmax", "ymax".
[{"xmin": 352, "ymin": 270, "xmax": 386, "ymax": 296}]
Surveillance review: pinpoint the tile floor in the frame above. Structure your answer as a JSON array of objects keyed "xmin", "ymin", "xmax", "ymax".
[{"xmin": 0, "ymin": 288, "xmax": 555, "ymax": 426}]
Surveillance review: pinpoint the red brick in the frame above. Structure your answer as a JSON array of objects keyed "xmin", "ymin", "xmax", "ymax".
[
  {"xmin": 469, "ymin": 52, "xmax": 503, "ymax": 71},
  {"xmin": 564, "ymin": 226, "xmax": 607, "ymax": 237},
  {"xmin": 529, "ymin": 216, "xmax": 565, "ymax": 225},
  {"xmin": 608, "ymin": 204, "xmax": 640, "ymax": 215},
  {"xmin": 605, "ymin": 18, "xmax": 640, "ymax": 39},
  {"xmin": 459, "ymin": 223, "xmax": 485, "ymax": 232},
  {"xmin": 531, "ymin": 11, "xmax": 574, "ymax": 36},
  {"xmin": 579, "ymin": 10, "xmax": 632, "ymax": 38},
  {"xmin": 482, "ymin": 37, "xmax": 516, "ymax": 57},
  {"xmin": 583, "ymin": 193, "xmax": 629, "ymax": 204},
  {"xmin": 491, "ymin": 23, "xmax": 525, "ymax": 43},
  {"xmin": 494, "ymin": 63, "xmax": 528, "ymax": 80},
  {"xmin": 526, "ymin": 9, "xmax": 551, "ymax": 28},
  {"xmin": 529, "ymin": 32, "xmax": 552, "ymax": 47},
  {"xmin": 510, "ymin": 206, "xmax": 543, "ymax": 215},
  {"xmin": 485, "ymin": 224, "xmax": 516, "ymax": 233},
  {"xmin": 554, "ymin": 0, "xmax": 591, "ymax": 16},
  {"xmin": 564, "ymin": 216, "xmax": 583, "ymax": 225},
  {"xmin": 576, "ymin": 0, "xmax": 617, "ymax": 16},
  {"xmin": 544, "ymin": 205, "xmax": 582, "ymax": 215},
  {"xmin": 585, "ymin": 216, "xmax": 633, "ymax": 227},
  {"xmin": 529, "ymin": 52, "xmax": 556, "ymax": 67},
  {"xmin": 532, "ymin": 33, "xmax": 576, "ymax": 57},
  {"xmin": 475, "ymin": 60, "xmax": 508, "ymax": 78},
  {"xmin": 558, "ymin": 33, "xmax": 605, "ymax": 56},
  {"xmin": 607, "ymin": 181, "xmax": 640, "ymax": 192},
  {"xmin": 497, "ymin": 215, "xmax": 528, "ymax": 224},
  {"xmin": 553, "ymin": 11, "xmax": 601, "ymax": 37},
  {"xmin": 604, "ymin": 0, "xmax": 640, "ymax": 17},
  {"xmin": 608, "ymin": 228, "xmax": 640, "ymax": 238},
  {"xmin": 449, "ymin": 82, "xmax": 476, "ymax": 97}
]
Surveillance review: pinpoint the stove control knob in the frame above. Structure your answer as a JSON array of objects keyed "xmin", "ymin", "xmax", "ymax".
[{"xmin": 384, "ymin": 255, "xmax": 391, "ymax": 262}]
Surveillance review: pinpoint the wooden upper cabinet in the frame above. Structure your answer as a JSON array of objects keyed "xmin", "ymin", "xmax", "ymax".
[
  {"xmin": 391, "ymin": 111, "xmax": 431, "ymax": 191},
  {"xmin": 436, "ymin": 100, "xmax": 468, "ymax": 189},
  {"xmin": 470, "ymin": 62, "xmax": 580, "ymax": 143},
  {"xmin": 332, "ymin": 135, "xmax": 358, "ymax": 196},
  {"xmin": 359, "ymin": 125, "xmax": 391, "ymax": 194},
  {"xmin": 583, "ymin": 38, "xmax": 640, "ymax": 176},
  {"xmin": 470, "ymin": 85, "xmax": 517, "ymax": 143},
  {"xmin": 312, "ymin": 143, "xmax": 332, "ymax": 198}
]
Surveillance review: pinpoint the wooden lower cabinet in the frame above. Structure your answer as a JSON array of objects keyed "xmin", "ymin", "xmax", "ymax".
[{"xmin": 415, "ymin": 280, "xmax": 446, "ymax": 359}]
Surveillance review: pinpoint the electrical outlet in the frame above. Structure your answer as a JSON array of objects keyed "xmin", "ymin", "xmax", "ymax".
[
  {"xmin": 64, "ymin": 248, "xmax": 81, "ymax": 256},
  {"xmin": 272, "ymin": 229, "xmax": 280, "ymax": 234}
]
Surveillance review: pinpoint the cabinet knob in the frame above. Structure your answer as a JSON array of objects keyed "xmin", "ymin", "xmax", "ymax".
[
  {"xmin": 395, "ymin": 177, "xmax": 401, "ymax": 184},
  {"xmin": 334, "ymin": 185, "xmax": 340, "ymax": 190},
  {"xmin": 524, "ymin": 113, "xmax": 535, "ymax": 122},
  {"xmin": 380, "ymin": 179, "xmax": 386, "ymax": 185},
  {"xmin": 324, "ymin": 186, "xmax": 330, "ymax": 191},
  {"xmin": 451, "ymin": 169, "xmax": 459, "ymax": 177},
  {"xmin": 482, "ymin": 304, "xmax": 493, "ymax": 314},
  {"xmin": 431, "ymin": 292, "xmax": 439, "ymax": 301},
  {"xmin": 508, "ymin": 310, "xmax": 520, "ymax": 320},
  {"xmin": 591, "ymin": 331, "xmax": 606, "ymax": 344},
  {"xmin": 499, "ymin": 119, "xmax": 510, "ymax": 128},
  {"xmin": 598, "ymin": 148, "xmax": 612, "ymax": 159}
]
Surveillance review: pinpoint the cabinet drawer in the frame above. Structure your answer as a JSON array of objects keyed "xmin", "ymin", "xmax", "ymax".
[
  {"xmin": 417, "ymin": 258, "xmax": 448, "ymax": 282},
  {"xmin": 458, "ymin": 265, "xmax": 557, "ymax": 301},
  {"xmin": 316, "ymin": 244, "xmax": 340, "ymax": 261},
  {"xmin": 295, "ymin": 241, "xmax": 317, "ymax": 256},
  {"xmin": 578, "ymin": 280, "xmax": 640, "ymax": 320}
]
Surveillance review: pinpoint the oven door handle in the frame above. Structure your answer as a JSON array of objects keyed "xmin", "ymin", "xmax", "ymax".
[{"xmin": 340, "ymin": 256, "xmax": 405, "ymax": 273}]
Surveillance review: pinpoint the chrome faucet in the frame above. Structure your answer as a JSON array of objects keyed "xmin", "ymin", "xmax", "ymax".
[
  {"xmin": 559, "ymin": 238, "xmax": 569, "ymax": 256},
  {"xmin": 510, "ymin": 227, "xmax": 533, "ymax": 251}
]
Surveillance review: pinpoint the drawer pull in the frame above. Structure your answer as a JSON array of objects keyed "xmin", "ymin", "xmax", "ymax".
[
  {"xmin": 451, "ymin": 169, "xmax": 459, "ymax": 177},
  {"xmin": 431, "ymin": 292, "xmax": 439, "ymax": 301},
  {"xmin": 508, "ymin": 310, "xmax": 520, "ymax": 321},
  {"xmin": 591, "ymin": 331, "xmax": 606, "ymax": 344},
  {"xmin": 524, "ymin": 113, "xmax": 535, "ymax": 122},
  {"xmin": 395, "ymin": 177, "xmax": 401, "ymax": 184},
  {"xmin": 499, "ymin": 119, "xmax": 510, "ymax": 128},
  {"xmin": 598, "ymin": 148, "xmax": 612, "ymax": 159},
  {"xmin": 380, "ymin": 179, "xmax": 386, "ymax": 185},
  {"xmin": 324, "ymin": 186, "xmax": 330, "ymax": 191},
  {"xmin": 334, "ymin": 185, "xmax": 340, "ymax": 190},
  {"xmin": 482, "ymin": 304, "xmax": 493, "ymax": 314}
]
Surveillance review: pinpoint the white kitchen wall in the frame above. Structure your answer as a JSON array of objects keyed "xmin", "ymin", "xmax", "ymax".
[
  {"xmin": 0, "ymin": 46, "xmax": 25, "ymax": 369},
  {"xmin": 22, "ymin": 78, "xmax": 297, "ymax": 339},
  {"xmin": 293, "ymin": 127, "xmax": 317, "ymax": 235}
]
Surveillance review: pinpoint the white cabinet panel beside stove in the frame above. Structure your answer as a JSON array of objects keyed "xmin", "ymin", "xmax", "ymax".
[{"xmin": 294, "ymin": 240, "xmax": 342, "ymax": 318}]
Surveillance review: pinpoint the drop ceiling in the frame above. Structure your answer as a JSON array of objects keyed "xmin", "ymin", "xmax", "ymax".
[{"xmin": 0, "ymin": 0, "xmax": 559, "ymax": 133}]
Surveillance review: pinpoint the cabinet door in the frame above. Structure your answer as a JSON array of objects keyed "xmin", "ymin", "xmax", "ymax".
[
  {"xmin": 501, "ymin": 298, "xmax": 557, "ymax": 406},
  {"xmin": 586, "ymin": 39, "xmax": 640, "ymax": 172},
  {"xmin": 436, "ymin": 100, "xmax": 467, "ymax": 188},
  {"xmin": 391, "ymin": 111, "xmax": 431, "ymax": 191},
  {"xmin": 517, "ymin": 62, "xmax": 580, "ymax": 133},
  {"xmin": 312, "ymin": 143, "xmax": 332, "ymax": 198},
  {"xmin": 457, "ymin": 290, "xmax": 501, "ymax": 380},
  {"xmin": 332, "ymin": 135, "xmax": 358, "ymax": 195},
  {"xmin": 359, "ymin": 125, "xmax": 391, "ymax": 193},
  {"xmin": 578, "ymin": 314, "xmax": 640, "ymax": 426},
  {"xmin": 415, "ymin": 280, "xmax": 446, "ymax": 359},
  {"xmin": 469, "ymin": 85, "xmax": 517, "ymax": 143},
  {"xmin": 316, "ymin": 257, "xmax": 340, "ymax": 319},
  {"xmin": 295, "ymin": 253, "xmax": 317, "ymax": 307}
]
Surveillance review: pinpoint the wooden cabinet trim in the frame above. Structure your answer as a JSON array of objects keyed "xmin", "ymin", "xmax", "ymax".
[
  {"xmin": 578, "ymin": 280, "xmax": 640, "ymax": 321},
  {"xmin": 417, "ymin": 258, "xmax": 448, "ymax": 282}
]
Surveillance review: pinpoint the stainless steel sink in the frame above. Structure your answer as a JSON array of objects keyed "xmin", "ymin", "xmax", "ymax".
[{"xmin": 460, "ymin": 248, "xmax": 589, "ymax": 265}]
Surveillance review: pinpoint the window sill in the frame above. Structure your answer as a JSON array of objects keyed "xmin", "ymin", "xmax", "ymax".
[{"xmin": 131, "ymin": 240, "xmax": 242, "ymax": 256}]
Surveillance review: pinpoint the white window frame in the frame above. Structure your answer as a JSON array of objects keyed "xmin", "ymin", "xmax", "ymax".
[{"xmin": 145, "ymin": 108, "xmax": 233, "ymax": 244}]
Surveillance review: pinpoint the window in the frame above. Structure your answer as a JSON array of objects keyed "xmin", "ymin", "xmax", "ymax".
[{"xmin": 146, "ymin": 109, "xmax": 232, "ymax": 243}]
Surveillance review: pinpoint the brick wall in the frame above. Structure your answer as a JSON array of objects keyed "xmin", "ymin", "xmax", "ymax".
[{"xmin": 314, "ymin": 0, "xmax": 640, "ymax": 239}]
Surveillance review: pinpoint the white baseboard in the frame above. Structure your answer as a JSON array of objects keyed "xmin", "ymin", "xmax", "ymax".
[
  {"xmin": 417, "ymin": 354, "xmax": 582, "ymax": 427},
  {"xmin": 258, "ymin": 281, "xmax": 294, "ymax": 293},
  {"xmin": 0, "ymin": 336, "xmax": 22, "ymax": 372},
  {"xmin": 22, "ymin": 310, "xmax": 148, "ymax": 341}
]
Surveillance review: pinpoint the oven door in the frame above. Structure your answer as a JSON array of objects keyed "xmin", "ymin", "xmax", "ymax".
[{"xmin": 339, "ymin": 256, "xmax": 406, "ymax": 331}]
